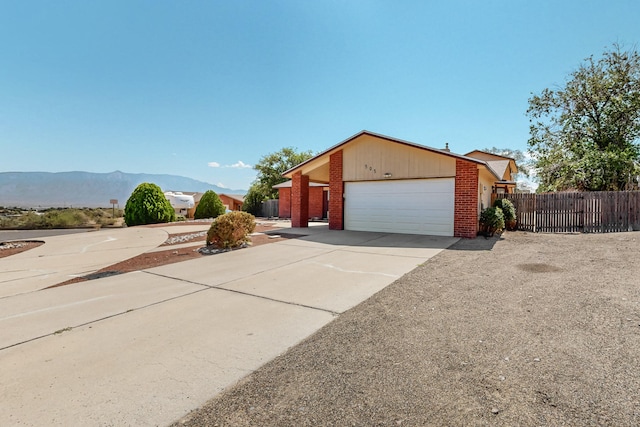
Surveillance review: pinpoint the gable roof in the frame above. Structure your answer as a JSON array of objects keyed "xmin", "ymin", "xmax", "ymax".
[
  {"xmin": 219, "ymin": 193, "xmax": 245, "ymax": 202},
  {"xmin": 283, "ymin": 130, "xmax": 496, "ymax": 180},
  {"xmin": 465, "ymin": 150, "xmax": 518, "ymax": 181}
]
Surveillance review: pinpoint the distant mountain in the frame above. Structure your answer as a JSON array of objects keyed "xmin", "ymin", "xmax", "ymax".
[{"xmin": 0, "ymin": 171, "xmax": 245, "ymax": 208}]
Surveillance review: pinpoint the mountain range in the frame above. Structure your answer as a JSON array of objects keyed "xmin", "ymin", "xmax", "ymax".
[{"xmin": 0, "ymin": 171, "xmax": 245, "ymax": 208}]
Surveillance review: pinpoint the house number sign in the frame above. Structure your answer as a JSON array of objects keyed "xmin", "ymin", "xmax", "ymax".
[{"xmin": 364, "ymin": 164, "xmax": 377, "ymax": 174}]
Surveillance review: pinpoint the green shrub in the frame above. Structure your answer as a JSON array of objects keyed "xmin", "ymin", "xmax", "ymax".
[
  {"xmin": 194, "ymin": 190, "xmax": 226, "ymax": 219},
  {"xmin": 242, "ymin": 184, "xmax": 265, "ymax": 216},
  {"xmin": 206, "ymin": 211, "xmax": 256, "ymax": 249},
  {"xmin": 124, "ymin": 183, "xmax": 176, "ymax": 226},
  {"xmin": 493, "ymin": 198, "xmax": 516, "ymax": 222},
  {"xmin": 479, "ymin": 206, "xmax": 505, "ymax": 236}
]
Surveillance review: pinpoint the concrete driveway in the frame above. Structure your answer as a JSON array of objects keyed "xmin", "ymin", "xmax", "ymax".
[
  {"xmin": 0, "ymin": 225, "xmax": 457, "ymax": 426},
  {"xmin": 0, "ymin": 227, "xmax": 169, "ymax": 297}
]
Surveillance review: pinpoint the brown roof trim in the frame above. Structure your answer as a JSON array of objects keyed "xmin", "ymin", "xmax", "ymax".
[
  {"xmin": 273, "ymin": 180, "xmax": 328, "ymax": 189},
  {"xmin": 464, "ymin": 149, "xmax": 516, "ymax": 162},
  {"xmin": 283, "ymin": 130, "xmax": 489, "ymax": 176}
]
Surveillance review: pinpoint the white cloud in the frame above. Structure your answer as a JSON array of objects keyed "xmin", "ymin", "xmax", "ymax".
[
  {"xmin": 229, "ymin": 160, "xmax": 251, "ymax": 169},
  {"xmin": 208, "ymin": 160, "xmax": 251, "ymax": 169},
  {"xmin": 217, "ymin": 182, "xmax": 227, "ymax": 188}
]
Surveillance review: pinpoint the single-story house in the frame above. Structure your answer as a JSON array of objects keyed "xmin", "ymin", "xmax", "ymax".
[
  {"xmin": 273, "ymin": 180, "xmax": 328, "ymax": 219},
  {"xmin": 282, "ymin": 130, "xmax": 517, "ymax": 238},
  {"xmin": 219, "ymin": 193, "xmax": 245, "ymax": 211}
]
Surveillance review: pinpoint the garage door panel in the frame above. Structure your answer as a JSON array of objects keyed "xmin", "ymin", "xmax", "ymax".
[{"xmin": 344, "ymin": 179, "xmax": 455, "ymax": 236}]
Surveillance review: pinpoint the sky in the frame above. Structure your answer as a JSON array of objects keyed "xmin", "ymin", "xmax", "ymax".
[{"xmin": 1, "ymin": 1, "xmax": 640, "ymax": 191}]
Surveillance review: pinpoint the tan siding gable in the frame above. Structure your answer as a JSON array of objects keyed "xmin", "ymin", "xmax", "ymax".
[{"xmin": 343, "ymin": 134, "xmax": 456, "ymax": 181}]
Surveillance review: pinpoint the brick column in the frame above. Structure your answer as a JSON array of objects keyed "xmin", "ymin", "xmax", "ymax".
[
  {"xmin": 278, "ymin": 188, "xmax": 291, "ymax": 218},
  {"xmin": 329, "ymin": 150, "xmax": 344, "ymax": 230},
  {"xmin": 291, "ymin": 171, "xmax": 309, "ymax": 228},
  {"xmin": 454, "ymin": 159, "xmax": 479, "ymax": 238}
]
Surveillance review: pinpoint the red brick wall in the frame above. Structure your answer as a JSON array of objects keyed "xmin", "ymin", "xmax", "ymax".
[
  {"xmin": 291, "ymin": 172, "xmax": 309, "ymax": 228},
  {"xmin": 329, "ymin": 150, "xmax": 344, "ymax": 230},
  {"xmin": 278, "ymin": 188, "xmax": 291, "ymax": 218},
  {"xmin": 309, "ymin": 187, "xmax": 324, "ymax": 219},
  {"xmin": 279, "ymin": 187, "xmax": 324, "ymax": 219},
  {"xmin": 454, "ymin": 159, "xmax": 479, "ymax": 238}
]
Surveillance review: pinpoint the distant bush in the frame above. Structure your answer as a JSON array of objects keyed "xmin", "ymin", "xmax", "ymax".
[
  {"xmin": 479, "ymin": 206, "xmax": 505, "ymax": 236},
  {"xmin": 206, "ymin": 211, "xmax": 256, "ymax": 249},
  {"xmin": 124, "ymin": 183, "xmax": 176, "ymax": 226},
  {"xmin": 194, "ymin": 190, "xmax": 225, "ymax": 219}
]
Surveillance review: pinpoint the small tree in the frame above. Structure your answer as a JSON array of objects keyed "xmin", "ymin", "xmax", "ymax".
[
  {"xmin": 194, "ymin": 190, "xmax": 225, "ymax": 219},
  {"xmin": 241, "ymin": 183, "xmax": 265, "ymax": 215},
  {"xmin": 124, "ymin": 182, "xmax": 175, "ymax": 226}
]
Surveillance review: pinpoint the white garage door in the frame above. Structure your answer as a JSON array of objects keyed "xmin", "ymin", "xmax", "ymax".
[{"xmin": 344, "ymin": 178, "xmax": 455, "ymax": 236}]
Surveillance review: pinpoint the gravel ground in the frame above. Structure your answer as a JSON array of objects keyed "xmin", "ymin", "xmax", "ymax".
[{"xmin": 172, "ymin": 231, "xmax": 640, "ymax": 427}]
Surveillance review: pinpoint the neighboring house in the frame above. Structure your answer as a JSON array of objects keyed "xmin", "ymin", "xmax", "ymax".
[
  {"xmin": 273, "ymin": 181, "xmax": 328, "ymax": 219},
  {"xmin": 282, "ymin": 130, "xmax": 518, "ymax": 238},
  {"xmin": 219, "ymin": 193, "xmax": 245, "ymax": 211}
]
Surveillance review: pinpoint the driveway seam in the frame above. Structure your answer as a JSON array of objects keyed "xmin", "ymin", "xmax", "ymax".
[
  {"xmin": 142, "ymin": 270, "xmax": 341, "ymax": 316},
  {"xmin": 0, "ymin": 287, "xmax": 211, "ymax": 352}
]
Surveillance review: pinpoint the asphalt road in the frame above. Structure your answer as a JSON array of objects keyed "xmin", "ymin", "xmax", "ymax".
[{"xmin": 0, "ymin": 228, "xmax": 93, "ymax": 242}]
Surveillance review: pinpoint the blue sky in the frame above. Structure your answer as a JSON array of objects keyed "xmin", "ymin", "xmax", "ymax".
[{"xmin": 1, "ymin": 1, "xmax": 639, "ymax": 190}]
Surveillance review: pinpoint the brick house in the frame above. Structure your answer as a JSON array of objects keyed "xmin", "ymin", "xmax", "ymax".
[
  {"xmin": 219, "ymin": 193, "xmax": 244, "ymax": 211},
  {"xmin": 282, "ymin": 130, "xmax": 517, "ymax": 238},
  {"xmin": 273, "ymin": 181, "xmax": 328, "ymax": 219}
]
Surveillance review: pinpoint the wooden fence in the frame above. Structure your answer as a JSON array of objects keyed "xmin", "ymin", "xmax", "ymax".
[
  {"xmin": 496, "ymin": 191, "xmax": 640, "ymax": 233},
  {"xmin": 259, "ymin": 199, "xmax": 279, "ymax": 218}
]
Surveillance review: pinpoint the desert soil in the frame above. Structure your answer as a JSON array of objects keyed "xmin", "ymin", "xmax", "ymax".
[{"xmin": 171, "ymin": 231, "xmax": 640, "ymax": 427}]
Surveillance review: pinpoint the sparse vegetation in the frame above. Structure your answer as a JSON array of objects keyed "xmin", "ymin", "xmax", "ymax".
[
  {"xmin": 0, "ymin": 207, "xmax": 123, "ymax": 229},
  {"xmin": 206, "ymin": 211, "xmax": 256, "ymax": 249}
]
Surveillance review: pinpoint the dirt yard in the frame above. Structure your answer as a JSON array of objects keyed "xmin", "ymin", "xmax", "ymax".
[{"xmin": 172, "ymin": 231, "xmax": 640, "ymax": 427}]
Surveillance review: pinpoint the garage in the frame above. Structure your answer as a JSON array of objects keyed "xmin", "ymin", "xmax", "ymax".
[{"xmin": 344, "ymin": 178, "xmax": 455, "ymax": 236}]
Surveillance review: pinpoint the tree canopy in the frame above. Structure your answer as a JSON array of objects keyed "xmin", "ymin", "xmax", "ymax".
[
  {"xmin": 253, "ymin": 147, "xmax": 315, "ymax": 199},
  {"xmin": 527, "ymin": 44, "xmax": 640, "ymax": 192}
]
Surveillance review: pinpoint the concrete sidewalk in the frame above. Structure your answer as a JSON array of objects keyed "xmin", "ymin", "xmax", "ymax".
[{"xmin": 0, "ymin": 227, "xmax": 457, "ymax": 426}]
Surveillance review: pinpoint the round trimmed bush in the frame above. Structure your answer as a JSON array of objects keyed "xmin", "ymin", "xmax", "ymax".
[
  {"xmin": 194, "ymin": 190, "xmax": 226, "ymax": 219},
  {"xmin": 124, "ymin": 182, "xmax": 176, "ymax": 226},
  {"xmin": 206, "ymin": 211, "xmax": 256, "ymax": 249}
]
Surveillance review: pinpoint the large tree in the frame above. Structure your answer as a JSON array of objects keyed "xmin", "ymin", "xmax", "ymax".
[
  {"xmin": 253, "ymin": 147, "xmax": 314, "ymax": 199},
  {"xmin": 527, "ymin": 44, "xmax": 640, "ymax": 192}
]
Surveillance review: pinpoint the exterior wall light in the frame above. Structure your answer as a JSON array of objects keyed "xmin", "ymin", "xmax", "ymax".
[{"xmin": 383, "ymin": 173, "xmax": 392, "ymax": 178}]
